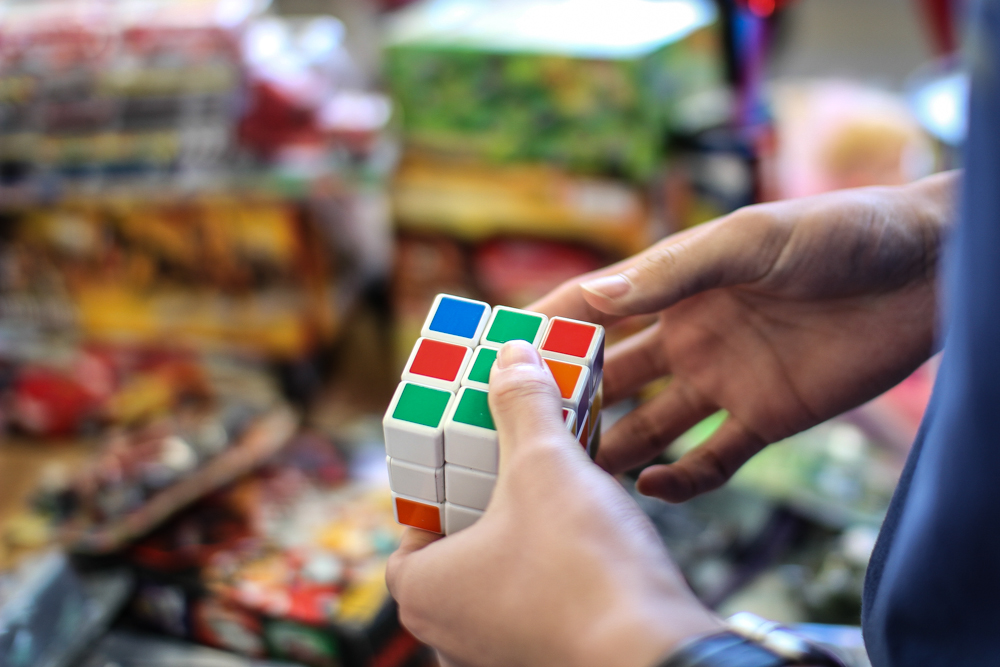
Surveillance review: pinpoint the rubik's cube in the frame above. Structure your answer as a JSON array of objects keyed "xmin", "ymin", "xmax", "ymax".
[{"xmin": 384, "ymin": 294, "xmax": 605, "ymax": 535}]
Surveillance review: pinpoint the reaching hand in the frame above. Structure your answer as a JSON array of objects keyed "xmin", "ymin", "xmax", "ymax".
[
  {"xmin": 386, "ymin": 341, "xmax": 722, "ymax": 667},
  {"xmin": 531, "ymin": 172, "xmax": 956, "ymax": 503}
]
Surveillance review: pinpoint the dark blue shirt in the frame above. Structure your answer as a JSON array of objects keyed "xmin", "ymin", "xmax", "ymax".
[{"xmin": 862, "ymin": 1, "xmax": 1000, "ymax": 664}]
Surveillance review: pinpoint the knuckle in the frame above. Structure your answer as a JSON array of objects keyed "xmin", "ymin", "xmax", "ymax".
[
  {"xmin": 622, "ymin": 408, "xmax": 669, "ymax": 456},
  {"xmin": 635, "ymin": 243, "xmax": 682, "ymax": 282},
  {"xmin": 700, "ymin": 450, "xmax": 734, "ymax": 489}
]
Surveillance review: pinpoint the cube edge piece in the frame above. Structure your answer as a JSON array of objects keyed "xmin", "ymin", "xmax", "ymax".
[
  {"xmin": 401, "ymin": 337, "xmax": 473, "ymax": 393},
  {"xmin": 388, "ymin": 455, "xmax": 446, "ymax": 503},
  {"xmin": 460, "ymin": 345, "xmax": 498, "ymax": 391},
  {"xmin": 544, "ymin": 357, "xmax": 591, "ymax": 419},
  {"xmin": 420, "ymin": 293, "xmax": 492, "ymax": 347},
  {"xmin": 479, "ymin": 306, "xmax": 549, "ymax": 349},
  {"xmin": 445, "ymin": 502, "xmax": 484, "ymax": 535}
]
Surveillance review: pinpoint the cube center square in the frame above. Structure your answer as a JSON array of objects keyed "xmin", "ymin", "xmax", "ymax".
[
  {"xmin": 424, "ymin": 294, "xmax": 491, "ymax": 345},
  {"xmin": 452, "ymin": 388, "xmax": 495, "ymax": 431},
  {"xmin": 464, "ymin": 346, "xmax": 498, "ymax": 388},
  {"xmin": 409, "ymin": 338, "xmax": 469, "ymax": 382},
  {"xmin": 542, "ymin": 318, "xmax": 597, "ymax": 358},
  {"xmin": 482, "ymin": 307, "xmax": 547, "ymax": 348},
  {"xmin": 393, "ymin": 383, "xmax": 452, "ymax": 428}
]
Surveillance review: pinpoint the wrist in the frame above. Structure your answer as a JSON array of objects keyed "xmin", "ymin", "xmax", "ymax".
[{"xmin": 574, "ymin": 598, "xmax": 724, "ymax": 667}]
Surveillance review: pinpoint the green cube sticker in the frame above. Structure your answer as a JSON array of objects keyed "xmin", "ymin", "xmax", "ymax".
[
  {"xmin": 393, "ymin": 383, "xmax": 452, "ymax": 428},
  {"xmin": 453, "ymin": 388, "xmax": 495, "ymax": 430},
  {"xmin": 467, "ymin": 348, "xmax": 498, "ymax": 385},
  {"xmin": 485, "ymin": 310, "xmax": 543, "ymax": 345}
]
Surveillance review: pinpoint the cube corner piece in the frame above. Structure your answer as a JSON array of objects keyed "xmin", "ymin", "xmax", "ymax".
[
  {"xmin": 540, "ymin": 317, "xmax": 605, "ymax": 367},
  {"xmin": 421, "ymin": 294, "xmax": 492, "ymax": 347},
  {"xmin": 480, "ymin": 306, "xmax": 548, "ymax": 349},
  {"xmin": 445, "ymin": 502, "xmax": 483, "ymax": 535},
  {"xmin": 393, "ymin": 493, "xmax": 444, "ymax": 534}
]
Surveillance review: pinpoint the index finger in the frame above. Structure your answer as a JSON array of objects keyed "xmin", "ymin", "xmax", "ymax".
[
  {"xmin": 526, "ymin": 264, "xmax": 628, "ymax": 326},
  {"xmin": 527, "ymin": 226, "xmax": 713, "ymax": 323}
]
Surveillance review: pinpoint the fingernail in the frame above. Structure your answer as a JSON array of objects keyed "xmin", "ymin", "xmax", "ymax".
[
  {"xmin": 581, "ymin": 274, "xmax": 631, "ymax": 300},
  {"xmin": 496, "ymin": 340, "xmax": 542, "ymax": 369}
]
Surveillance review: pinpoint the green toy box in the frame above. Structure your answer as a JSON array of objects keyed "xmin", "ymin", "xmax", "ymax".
[{"xmin": 384, "ymin": 0, "xmax": 726, "ymax": 181}]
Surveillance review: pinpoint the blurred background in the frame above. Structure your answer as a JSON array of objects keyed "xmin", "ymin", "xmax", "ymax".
[{"xmin": 0, "ymin": 1, "xmax": 966, "ymax": 666}]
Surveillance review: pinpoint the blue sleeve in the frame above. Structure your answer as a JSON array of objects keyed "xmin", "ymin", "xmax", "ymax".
[{"xmin": 861, "ymin": 1, "xmax": 1000, "ymax": 664}]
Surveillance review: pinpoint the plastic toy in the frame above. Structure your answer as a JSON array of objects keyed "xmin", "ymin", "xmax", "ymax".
[{"xmin": 384, "ymin": 294, "xmax": 604, "ymax": 534}]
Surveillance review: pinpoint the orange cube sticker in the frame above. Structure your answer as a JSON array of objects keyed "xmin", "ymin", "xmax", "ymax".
[
  {"xmin": 544, "ymin": 359, "xmax": 583, "ymax": 399},
  {"xmin": 395, "ymin": 496, "xmax": 442, "ymax": 533}
]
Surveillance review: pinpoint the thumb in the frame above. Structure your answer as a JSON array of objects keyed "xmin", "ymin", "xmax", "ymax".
[
  {"xmin": 488, "ymin": 341, "xmax": 569, "ymax": 468},
  {"xmin": 578, "ymin": 212, "xmax": 787, "ymax": 316}
]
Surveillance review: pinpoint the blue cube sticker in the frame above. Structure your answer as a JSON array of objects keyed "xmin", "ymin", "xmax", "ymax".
[{"xmin": 429, "ymin": 297, "xmax": 487, "ymax": 339}]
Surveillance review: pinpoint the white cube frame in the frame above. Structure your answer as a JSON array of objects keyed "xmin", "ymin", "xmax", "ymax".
[
  {"xmin": 388, "ymin": 456, "xmax": 445, "ymax": 503},
  {"xmin": 445, "ymin": 464, "xmax": 497, "ymax": 511},
  {"xmin": 383, "ymin": 382, "xmax": 454, "ymax": 468},
  {"xmin": 479, "ymin": 306, "xmax": 548, "ymax": 349},
  {"xmin": 443, "ymin": 388, "xmax": 500, "ymax": 474},
  {"xmin": 445, "ymin": 502, "xmax": 483, "ymax": 535},
  {"xmin": 401, "ymin": 337, "xmax": 473, "ymax": 393},
  {"xmin": 420, "ymin": 294, "xmax": 492, "ymax": 347}
]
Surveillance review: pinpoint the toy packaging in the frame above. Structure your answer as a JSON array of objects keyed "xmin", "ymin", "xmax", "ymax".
[
  {"xmin": 385, "ymin": 0, "xmax": 726, "ymax": 181},
  {"xmin": 122, "ymin": 433, "xmax": 423, "ymax": 667},
  {"xmin": 383, "ymin": 294, "xmax": 604, "ymax": 534},
  {"xmin": 49, "ymin": 406, "xmax": 298, "ymax": 555}
]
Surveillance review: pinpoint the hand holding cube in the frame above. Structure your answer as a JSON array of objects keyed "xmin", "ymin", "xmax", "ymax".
[{"xmin": 384, "ymin": 294, "xmax": 605, "ymax": 534}]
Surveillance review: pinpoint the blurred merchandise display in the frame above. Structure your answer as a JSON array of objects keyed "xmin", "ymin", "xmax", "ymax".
[
  {"xmin": 0, "ymin": 0, "xmax": 393, "ymax": 191},
  {"xmin": 119, "ymin": 433, "xmax": 420, "ymax": 667},
  {"xmin": 0, "ymin": 2, "xmax": 950, "ymax": 666},
  {"xmin": 0, "ymin": 0, "xmax": 250, "ymax": 186},
  {"xmin": 661, "ymin": 126, "xmax": 757, "ymax": 229},
  {"xmin": 770, "ymin": 81, "xmax": 937, "ymax": 200},
  {"xmin": 391, "ymin": 155, "xmax": 653, "ymax": 256},
  {"xmin": 382, "ymin": 0, "xmax": 735, "ymax": 366},
  {"xmin": 385, "ymin": 0, "xmax": 726, "ymax": 181},
  {"xmin": 0, "ymin": 0, "xmax": 395, "ymax": 353},
  {"xmin": 77, "ymin": 630, "xmax": 304, "ymax": 667},
  {"xmin": 46, "ymin": 406, "xmax": 298, "ymax": 555},
  {"xmin": 0, "ymin": 198, "xmax": 343, "ymax": 359},
  {"xmin": 389, "ymin": 233, "xmax": 610, "ymax": 366},
  {"xmin": 0, "ymin": 552, "xmax": 132, "ymax": 667}
]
